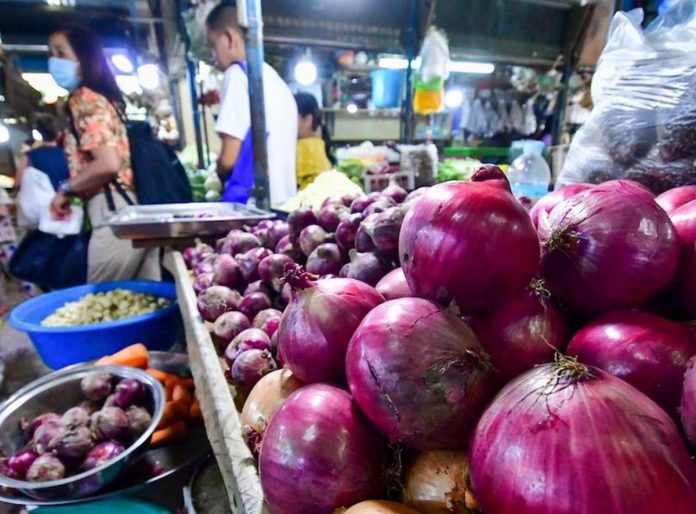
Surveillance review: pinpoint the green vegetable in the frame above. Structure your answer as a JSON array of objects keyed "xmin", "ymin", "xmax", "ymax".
[{"xmin": 437, "ymin": 158, "xmax": 482, "ymax": 183}]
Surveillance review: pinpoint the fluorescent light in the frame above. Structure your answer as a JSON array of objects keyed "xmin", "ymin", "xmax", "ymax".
[
  {"xmin": 21, "ymin": 73, "xmax": 68, "ymax": 103},
  {"xmin": 32, "ymin": 129, "xmax": 43, "ymax": 142},
  {"xmin": 346, "ymin": 103, "xmax": 358, "ymax": 114},
  {"xmin": 449, "ymin": 61, "xmax": 495, "ymax": 74},
  {"xmin": 111, "ymin": 54, "xmax": 134, "ymax": 74},
  {"xmin": 445, "ymin": 89, "xmax": 464, "ymax": 109},
  {"xmin": 377, "ymin": 57, "xmax": 412, "ymax": 70},
  {"xmin": 137, "ymin": 64, "xmax": 161, "ymax": 90},
  {"xmin": 0, "ymin": 125, "xmax": 9, "ymax": 145},
  {"xmin": 294, "ymin": 60, "xmax": 318, "ymax": 86},
  {"xmin": 116, "ymin": 75, "xmax": 142, "ymax": 95}
]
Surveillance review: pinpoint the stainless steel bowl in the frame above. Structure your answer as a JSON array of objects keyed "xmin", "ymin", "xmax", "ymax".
[{"xmin": 0, "ymin": 365, "xmax": 165, "ymax": 501}]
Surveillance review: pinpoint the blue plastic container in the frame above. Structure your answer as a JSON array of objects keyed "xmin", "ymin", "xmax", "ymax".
[
  {"xmin": 371, "ymin": 70, "xmax": 404, "ymax": 109},
  {"xmin": 9, "ymin": 281, "xmax": 182, "ymax": 369}
]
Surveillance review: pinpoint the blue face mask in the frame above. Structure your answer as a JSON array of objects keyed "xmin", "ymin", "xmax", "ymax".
[{"xmin": 48, "ymin": 57, "xmax": 80, "ymax": 92}]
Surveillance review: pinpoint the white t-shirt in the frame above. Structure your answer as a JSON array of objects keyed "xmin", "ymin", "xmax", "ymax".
[{"xmin": 215, "ymin": 62, "xmax": 298, "ymax": 206}]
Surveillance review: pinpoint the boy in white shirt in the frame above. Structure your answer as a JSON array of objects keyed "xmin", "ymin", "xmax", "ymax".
[{"xmin": 205, "ymin": 1, "xmax": 298, "ymax": 206}]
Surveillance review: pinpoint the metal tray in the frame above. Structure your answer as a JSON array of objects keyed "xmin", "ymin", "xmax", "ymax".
[
  {"xmin": 108, "ymin": 203, "xmax": 275, "ymax": 240},
  {"xmin": 0, "ymin": 352, "xmax": 210, "ymax": 507}
]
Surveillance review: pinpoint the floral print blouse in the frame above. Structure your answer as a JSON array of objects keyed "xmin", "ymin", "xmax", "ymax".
[{"xmin": 65, "ymin": 87, "xmax": 133, "ymax": 197}]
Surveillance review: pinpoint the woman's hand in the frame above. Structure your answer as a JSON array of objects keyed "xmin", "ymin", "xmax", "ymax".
[{"xmin": 50, "ymin": 192, "xmax": 72, "ymax": 220}]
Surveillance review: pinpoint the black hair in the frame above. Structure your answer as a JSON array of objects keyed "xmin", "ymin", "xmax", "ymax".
[
  {"xmin": 34, "ymin": 114, "xmax": 59, "ymax": 142},
  {"xmin": 52, "ymin": 25, "xmax": 124, "ymax": 109},
  {"xmin": 206, "ymin": 1, "xmax": 240, "ymax": 33},
  {"xmin": 295, "ymin": 92, "xmax": 335, "ymax": 165}
]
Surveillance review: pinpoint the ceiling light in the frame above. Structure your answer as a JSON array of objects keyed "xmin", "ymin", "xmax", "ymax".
[
  {"xmin": 0, "ymin": 125, "xmax": 9, "ymax": 145},
  {"xmin": 116, "ymin": 75, "xmax": 142, "ymax": 96},
  {"xmin": 445, "ymin": 88, "xmax": 465, "ymax": 109},
  {"xmin": 448, "ymin": 61, "xmax": 495, "ymax": 74},
  {"xmin": 294, "ymin": 59, "xmax": 318, "ymax": 86},
  {"xmin": 346, "ymin": 103, "xmax": 358, "ymax": 114},
  {"xmin": 21, "ymin": 73, "xmax": 68, "ymax": 103},
  {"xmin": 137, "ymin": 64, "xmax": 161, "ymax": 90},
  {"xmin": 111, "ymin": 54, "xmax": 134, "ymax": 74},
  {"xmin": 32, "ymin": 129, "xmax": 43, "ymax": 142}
]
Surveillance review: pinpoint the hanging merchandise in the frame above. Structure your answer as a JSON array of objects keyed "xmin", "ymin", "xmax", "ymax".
[
  {"xmin": 523, "ymin": 98, "xmax": 538, "ymax": 136},
  {"xmin": 466, "ymin": 98, "xmax": 487, "ymax": 136},
  {"xmin": 497, "ymin": 97, "xmax": 510, "ymax": 132},
  {"xmin": 413, "ymin": 28, "xmax": 450, "ymax": 115},
  {"xmin": 509, "ymin": 99, "xmax": 525, "ymax": 134},
  {"xmin": 558, "ymin": 2, "xmax": 696, "ymax": 192},
  {"xmin": 483, "ymin": 101, "xmax": 501, "ymax": 137}
]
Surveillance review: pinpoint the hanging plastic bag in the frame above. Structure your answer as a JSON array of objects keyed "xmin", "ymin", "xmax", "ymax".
[
  {"xmin": 557, "ymin": 1, "xmax": 696, "ymax": 192},
  {"xmin": 414, "ymin": 28, "xmax": 449, "ymax": 115},
  {"xmin": 17, "ymin": 167, "xmax": 54, "ymax": 227}
]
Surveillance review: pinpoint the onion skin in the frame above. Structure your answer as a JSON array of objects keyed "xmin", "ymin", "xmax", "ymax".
[
  {"xmin": 468, "ymin": 280, "xmax": 569, "ymax": 386},
  {"xmin": 259, "ymin": 384, "xmax": 386, "ymax": 514},
  {"xmin": 539, "ymin": 181, "xmax": 679, "ymax": 313},
  {"xmin": 197, "ymin": 286, "xmax": 241, "ymax": 323},
  {"xmin": 402, "ymin": 450, "xmax": 479, "ymax": 514},
  {"xmin": 400, "ymin": 167, "xmax": 540, "ymax": 315},
  {"xmin": 299, "ymin": 225, "xmax": 329, "ymax": 257},
  {"xmin": 470, "ymin": 360, "xmax": 696, "ymax": 514},
  {"xmin": 529, "ymin": 183, "xmax": 592, "ymax": 229},
  {"xmin": 240, "ymin": 369, "xmax": 303, "ymax": 449},
  {"xmin": 231, "ymin": 349, "xmax": 277, "ymax": 392},
  {"xmin": 306, "ymin": 243, "xmax": 344, "ymax": 276},
  {"xmin": 342, "ymin": 501, "xmax": 421, "ymax": 514},
  {"xmin": 681, "ymin": 358, "xmax": 696, "ymax": 449},
  {"xmin": 346, "ymin": 298, "xmax": 492, "ymax": 449},
  {"xmin": 347, "ymin": 252, "xmax": 393, "ymax": 286},
  {"xmin": 375, "ymin": 267, "xmax": 412, "ymax": 300},
  {"xmin": 667, "ymin": 200, "xmax": 696, "ymax": 318},
  {"xmin": 567, "ymin": 310, "xmax": 696, "ymax": 418},
  {"xmin": 213, "ymin": 311, "xmax": 251, "ymax": 352},
  {"xmin": 278, "ymin": 269, "xmax": 384, "ymax": 384},
  {"xmin": 657, "ymin": 186, "xmax": 696, "ymax": 213}
]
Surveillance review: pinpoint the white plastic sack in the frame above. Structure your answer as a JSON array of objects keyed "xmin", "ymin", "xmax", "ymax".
[
  {"xmin": 17, "ymin": 166, "xmax": 54, "ymax": 226},
  {"xmin": 558, "ymin": 0, "xmax": 696, "ymax": 192},
  {"xmin": 419, "ymin": 28, "xmax": 450, "ymax": 83}
]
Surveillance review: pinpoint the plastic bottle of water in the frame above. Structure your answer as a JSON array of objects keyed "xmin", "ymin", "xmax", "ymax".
[{"xmin": 508, "ymin": 141, "xmax": 551, "ymax": 203}]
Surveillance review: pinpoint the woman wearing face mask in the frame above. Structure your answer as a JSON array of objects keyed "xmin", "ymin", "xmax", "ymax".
[{"xmin": 47, "ymin": 25, "xmax": 160, "ymax": 283}]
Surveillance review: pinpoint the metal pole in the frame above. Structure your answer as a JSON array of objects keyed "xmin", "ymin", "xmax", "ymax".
[
  {"xmin": 242, "ymin": 0, "xmax": 271, "ymax": 209},
  {"xmin": 402, "ymin": 0, "xmax": 419, "ymax": 142}
]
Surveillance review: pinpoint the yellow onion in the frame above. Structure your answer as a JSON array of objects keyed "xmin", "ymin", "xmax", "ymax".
[
  {"xmin": 337, "ymin": 500, "xmax": 421, "ymax": 513},
  {"xmin": 402, "ymin": 450, "xmax": 479, "ymax": 514}
]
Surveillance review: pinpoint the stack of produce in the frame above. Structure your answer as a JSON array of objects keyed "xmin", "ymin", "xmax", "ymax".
[
  {"xmin": 186, "ymin": 167, "xmax": 222, "ymax": 202},
  {"xmin": 227, "ymin": 167, "xmax": 696, "ymax": 514},
  {"xmin": 0, "ymin": 370, "xmax": 155, "ymax": 482}
]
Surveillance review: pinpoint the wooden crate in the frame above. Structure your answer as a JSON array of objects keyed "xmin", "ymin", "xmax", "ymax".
[{"xmin": 164, "ymin": 251, "xmax": 268, "ymax": 514}]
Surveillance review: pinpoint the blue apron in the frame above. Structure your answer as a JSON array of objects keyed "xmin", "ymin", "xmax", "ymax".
[{"xmin": 222, "ymin": 62, "xmax": 255, "ymax": 203}]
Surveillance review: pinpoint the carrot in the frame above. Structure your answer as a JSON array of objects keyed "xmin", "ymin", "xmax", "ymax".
[
  {"xmin": 165, "ymin": 385, "xmax": 174, "ymax": 402},
  {"xmin": 146, "ymin": 369, "xmax": 194, "ymax": 390},
  {"xmin": 189, "ymin": 398, "xmax": 202, "ymax": 421},
  {"xmin": 172, "ymin": 384, "xmax": 193, "ymax": 406},
  {"xmin": 157, "ymin": 400, "xmax": 189, "ymax": 430},
  {"xmin": 151, "ymin": 421, "xmax": 188, "ymax": 447},
  {"xmin": 96, "ymin": 343, "xmax": 149, "ymax": 369}
]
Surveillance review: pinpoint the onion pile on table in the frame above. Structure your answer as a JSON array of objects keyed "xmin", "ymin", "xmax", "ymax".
[
  {"xmin": 0, "ymin": 372, "xmax": 154, "ymax": 483},
  {"xmin": 193, "ymin": 169, "xmax": 696, "ymax": 514}
]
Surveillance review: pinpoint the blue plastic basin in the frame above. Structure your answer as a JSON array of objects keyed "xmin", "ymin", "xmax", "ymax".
[{"xmin": 9, "ymin": 281, "xmax": 182, "ymax": 369}]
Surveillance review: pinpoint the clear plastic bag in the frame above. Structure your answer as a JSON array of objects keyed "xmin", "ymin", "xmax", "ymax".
[{"xmin": 557, "ymin": 0, "xmax": 696, "ymax": 193}]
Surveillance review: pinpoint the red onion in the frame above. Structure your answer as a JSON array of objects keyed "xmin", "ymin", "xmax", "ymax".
[
  {"xmin": 252, "ymin": 308, "xmax": 283, "ymax": 337},
  {"xmin": 355, "ymin": 225, "xmax": 376, "ymax": 252},
  {"xmin": 224, "ymin": 328, "xmax": 272, "ymax": 367},
  {"xmin": 539, "ymin": 180, "xmax": 679, "ymax": 312},
  {"xmin": 278, "ymin": 266, "xmax": 384, "ymax": 384},
  {"xmin": 275, "ymin": 235, "xmax": 304, "ymax": 263},
  {"xmin": 90, "ymin": 407, "xmax": 129, "ymax": 442},
  {"xmin": 80, "ymin": 373, "xmax": 112, "ymax": 402},
  {"xmin": 81, "ymin": 441, "xmax": 125, "ymax": 470},
  {"xmin": 336, "ymin": 213, "xmax": 364, "ymax": 250},
  {"xmin": 60, "ymin": 406, "xmax": 91, "ymax": 428},
  {"xmin": 213, "ymin": 311, "xmax": 251, "ymax": 352},
  {"xmin": 277, "ymin": 282, "xmax": 291, "ymax": 310},
  {"xmin": 682, "ymin": 358, "xmax": 696, "ymax": 448},
  {"xmin": 299, "ymin": 225, "xmax": 328, "ymax": 257},
  {"xmin": 184, "ymin": 241, "xmax": 214, "ymax": 268},
  {"xmin": 321, "ymin": 195, "xmax": 345, "ymax": 209},
  {"xmin": 344, "ymin": 501, "xmax": 420, "ymax": 514},
  {"xmin": 405, "ymin": 187, "xmax": 429, "ymax": 202},
  {"xmin": 32, "ymin": 420, "xmax": 60, "ymax": 454},
  {"xmin": 258, "ymin": 254, "xmax": 294, "ymax": 284},
  {"xmin": 288, "ymin": 207, "xmax": 318, "ymax": 240},
  {"xmin": 364, "ymin": 201, "xmax": 394, "ymax": 216},
  {"xmin": 126, "ymin": 406, "xmax": 152, "ymax": 438},
  {"xmin": 193, "ymin": 272, "xmax": 214, "ymax": 295},
  {"xmin": 350, "ymin": 195, "xmax": 376, "ymax": 213},
  {"xmin": 342, "ymin": 192, "xmax": 361, "ymax": 207},
  {"xmin": 667, "ymin": 200, "xmax": 696, "ymax": 317},
  {"xmin": 221, "ymin": 230, "xmax": 260, "ymax": 255},
  {"xmin": 240, "ymin": 369, "xmax": 303, "ymax": 451},
  {"xmin": 239, "ymin": 292, "xmax": 272, "ymax": 321},
  {"xmin": 193, "ymin": 257, "xmax": 215, "ymax": 277},
  {"xmin": 49, "ymin": 425, "xmax": 94, "ymax": 459},
  {"xmin": 267, "ymin": 221, "xmax": 289, "ymax": 248},
  {"xmin": 470, "ymin": 358, "xmax": 696, "ymax": 514},
  {"xmin": 231, "ymin": 349, "xmax": 277, "ymax": 391},
  {"xmin": 346, "ymin": 298, "xmax": 492, "ymax": 449},
  {"xmin": 529, "ymin": 183, "xmax": 592, "ymax": 229},
  {"xmin": 657, "ymin": 186, "xmax": 696, "ymax": 213},
  {"xmin": 370, "ymin": 205, "xmax": 407, "ymax": 259},
  {"xmin": 213, "ymin": 254, "xmax": 242, "ymax": 289},
  {"xmin": 114, "ymin": 378, "xmax": 145, "ymax": 409},
  {"xmin": 26, "ymin": 454, "xmax": 65, "ymax": 482},
  {"xmin": 215, "ymin": 237, "xmax": 226, "ymax": 253},
  {"xmin": 243, "ymin": 280, "xmax": 273, "ymax": 298},
  {"xmin": 567, "ymin": 310, "xmax": 696, "ymax": 418},
  {"xmin": 347, "ymin": 251, "xmax": 393, "ymax": 286},
  {"xmin": 318, "ymin": 203, "xmax": 349, "ymax": 232},
  {"xmin": 259, "ymin": 384, "xmax": 386, "ymax": 514},
  {"xmin": 246, "ymin": 246, "xmax": 272, "ymax": 262},
  {"xmin": 235, "ymin": 249, "xmax": 266, "ymax": 283},
  {"xmin": 4, "ymin": 450, "xmax": 38, "ymax": 480},
  {"xmin": 375, "ymin": 267, "xmax": 412, "ymax": 300},
  {"xmin": 468, "ymin": 279, "xmax": 569, "ymax": 386},
  {"xmin": 401, "ymin": 166, "xmax": 539, "ymax": 315},
  {"xmin": 381, "ymin": 184, "xmax": 408, "ymax": 203},
  {"xmin": 402, "ymin": 450, "xmax": 479, "ymax": 514},
  {"xmin": 306, "ymin": 243, "xmax": 344, "ymax": 276},
  {"xmin": 197, "ymin": 286, "xmax": 241, "ymax": 323},
  {"xmin": 22, "ymin": 413, "xmax": 59, "ymax": 442}
]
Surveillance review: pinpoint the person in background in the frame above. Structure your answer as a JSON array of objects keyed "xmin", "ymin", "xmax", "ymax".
[
  {"xmin": 206, "ymin": 1, "xmax": 298, "ymax": 205},
  {"xmin": 18, "ymin": 114, "xmax": 69, "ymax": 192},
  {"xmin": 295, "ymin": 92, "xmax": 335, "ymax": 190},
  {"xmin": 47, "ymin": 25, "xmax": 160, "ymax": 282}
]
